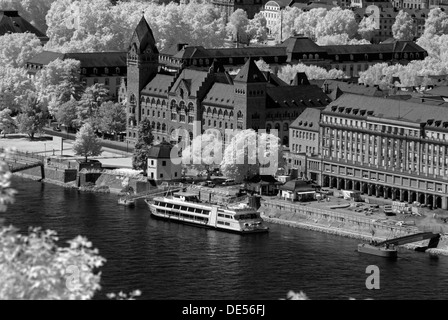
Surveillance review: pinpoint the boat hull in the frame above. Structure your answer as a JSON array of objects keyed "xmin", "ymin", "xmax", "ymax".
[{"xmin": 357, "ymin": 244, "xmax": 397, "ymax": 258}]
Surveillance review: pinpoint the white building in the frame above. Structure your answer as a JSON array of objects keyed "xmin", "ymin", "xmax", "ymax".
[
  {"xmin": 147, "ymin": 142, "xmax": 182, "ymax": 181},
  {"xmin": 261, "ymin": 0, "xmax": 290, "ymax": 35}
]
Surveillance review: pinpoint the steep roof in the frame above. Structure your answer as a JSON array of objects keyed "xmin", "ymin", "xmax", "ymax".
[
  {"xmin": 0, "ymin": 10, "xmax": 48, "ymax": 42},
  {"xmin": 203, "ymin": 83, "xmax": 234, "ymax": 107},
  {"xmin": 290, "ymin": 108, "xmax": 321, "ymax": 132},
  {"xmin": 291, "ymin": 72, "xmax": 310, "ymax": 86},
  {"xmin": 147, "ymin": 142, "xmax": 173, "ymax": 159},
  {"xmin": 169, "ymin": 69, "xmax": 209, "ymax": 97},
  {"xmin": 26, "ymin": 51, "xmax": 127, "ymax": 68},
  {"xmin": 279, "ymin": 36, "xmax": 327, "ymax": 53},
  {"xmin": 324, "ymin": 93, "xmax": 448, "ymax": 124},
  {"xmin": 141, "ymin": 74, "xmax": 175, "ymax": 97},
  {"xmin": 173, "ymin": 46, "xmax": 210, "ymax": 59},
  {"xmin": 266, "ymin": 85, "xmax": 330, "ymax": 109},
  {"xmin": 132, "ymin": 16, "xmax": 159, "ymax": 54},
  {"xmin": 323, "ymin": 80, "xmax": 385, "ymax": 97},
  {"xmin": 324, "ymin": 41, "xmax": 426, "ymax": 55},
  {"xmin": 27, "ymin": 51, "xmax": 65, "ymax": 66},
  {"xmin": 234, "ymin": 57, "xmax": 267, "ymax": 83}
]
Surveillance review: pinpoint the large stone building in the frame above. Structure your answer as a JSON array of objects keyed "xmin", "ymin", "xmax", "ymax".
[
  {"xmin": 0, "ymin": 10, "xmax": 48, "ymax": 44},
  {"xmin": 160, "ymin": 35, "xmax": 428, "ymax": 78},
  {"xmin": 26, "ymin": 51, "xmax": 127, "ymax": 100},
  {"xmin": 309, "ymin": 93, "xmax": 448, "ymax": 210},
  {"xmin": 125, "ymin": 16, "xmax": 330, "ymax": 146}
]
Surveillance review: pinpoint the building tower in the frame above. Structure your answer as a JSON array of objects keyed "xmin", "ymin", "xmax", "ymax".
[
  {"xmin": 233, "ymin": 57, "xmax": 267, "ymax": 131},
  {"xmin": 126, "ymin": 15, "xmax": 159, "ymax": 144}
]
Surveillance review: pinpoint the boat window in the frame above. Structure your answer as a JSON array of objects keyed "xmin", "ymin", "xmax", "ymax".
[{"xmin": 173, "ymin": 205, "xmax": 180, "ymax": 210}]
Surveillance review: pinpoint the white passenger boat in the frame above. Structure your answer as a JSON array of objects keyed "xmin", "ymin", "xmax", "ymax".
[{"xmin": 144, "ymin": 191, "xmax": 269, "ymax": 234}]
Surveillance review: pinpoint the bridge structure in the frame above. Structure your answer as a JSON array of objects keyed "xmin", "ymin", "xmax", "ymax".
[
  {"xmin": 376, "ymin": 232, "xmax": 441, "ymax": 249},
  {"xmin": 0, "ymin": 148, "xmax": 45, "ymax": 179}
]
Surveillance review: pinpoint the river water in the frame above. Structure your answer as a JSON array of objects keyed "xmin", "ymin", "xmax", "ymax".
[{"xmin": 4, "ymin": 177, "xmax": 448, "ymax": 300}]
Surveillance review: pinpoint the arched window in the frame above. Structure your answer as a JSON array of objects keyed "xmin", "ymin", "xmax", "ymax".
[
  {"xmin": 188, "ymin": 102, "xmax": 194, "ymax": 112},
  {"xmin": 218, "ymin": 109, "xmax": 223, "ymax": 117},
  {"xmin": 395, "ymin": 53, "xmax": 399, "ymax": 59},
  {"xmin": 104, "ymin": 67, "xmax": 109, "ymax": 74},
  {"xmin": 212, "ymin": 108, "xmax": 217, "ymax": 116},
  {"xmin": 283, "ymin": 123, "xmax": 288, "ymax": 131},
  {"xmin": 157, "ymin": 123, "xmax": 161, "ymax": 131},
  {"xmin": 229, "ymin": 58, "xmax": 233, "ymax": 64},
  {"xmin": 162, "ymin": 100, "xmax": 166, "ymax": 107},
  {"xmin": 224, "ymin": 110, "xmax": 228, "ymax": 118},
  {"xmin": 93, "ymin": 68, "xmax": 98, "ymax": 74},
  {"xmin": 170, "ymin": 99, "xmax": 177, "ymax": 110},
  {"xmin": 145, "ymin": 97, "xmax": 150, "ymax": 104},
  {"xmin": 179, "ymin": 101, "xmax": 186, "ymax": 111},
  {"xmin": 116, "ymin": 67, "xmax": 120, "ymax": 74},
  {"xmin": 266, "ymin": 123, "xmax": 272, "ymax": 132},
  {"xmin": 130, "ymin": 94, "xmax": 136, "ymax": 104},
  {"xmin": 151, "ymin": 98, "xmax": 156, "ymax": 105},
  {"xmin": 303, "ymin": 54, "xmax": 308, "ymax": 60},
  {"xmin": 379, "ymin": 53, "xmax": 383, "ymax": 60},
  {"xmin": 82, "ymin": 68, "xmax": 86, "ymax": 74},
  {"xmin": 350, "ymin": 54, "xmax": 354, "ymax": 61},
  {"xmin": 335, "ymin": 55, "xmax": 339, "ymax": 61},
  {"xmin": 404, "ymin": 53, "xmax": 408, "ymax": 59},
  {"xmin": 162, "ymin": 124, "xmax": 166, "ymax": 133},
  {"xmin": 237, "ymin": 111, "xmax": 243, "ymax": 119},
  {"xmin": 156, "ymin": 99, "xmax": 161, "ymax": 106},
  {"xmin": 229, "ymin": 111, "xmax": 234, "ymax": 118},
  {"xmin": 315, "ymin": 54, "xmax": 319, "ymax": 59}
]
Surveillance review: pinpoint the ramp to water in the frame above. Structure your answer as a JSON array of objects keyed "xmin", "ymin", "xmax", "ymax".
[{"xmin": 376, "ymin": 232, "xmax": 440, "ymax": 247}]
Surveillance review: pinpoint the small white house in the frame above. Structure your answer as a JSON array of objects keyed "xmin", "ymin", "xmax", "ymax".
[{"xmin": 147, "ymin": 142, "xmax": 181, "ymax": 181}]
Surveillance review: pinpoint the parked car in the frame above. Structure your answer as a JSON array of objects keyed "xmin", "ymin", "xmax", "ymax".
[
  {"xmin": 205, "ymin": 181, "xmax": 215, "ymax": 188},
  {"xmin": 222, "ymin": 179, "xmax": 235, "ymax": 186}
]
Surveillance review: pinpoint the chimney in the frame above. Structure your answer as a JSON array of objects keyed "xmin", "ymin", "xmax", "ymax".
[{"xmin": 177, "ymin": 43, "xmax": 188, "ymax": 51}]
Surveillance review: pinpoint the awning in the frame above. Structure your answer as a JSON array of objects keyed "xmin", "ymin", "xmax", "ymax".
[{"xmin": 297, "ymin": 191, "xmax": 316, "ymax": 195}]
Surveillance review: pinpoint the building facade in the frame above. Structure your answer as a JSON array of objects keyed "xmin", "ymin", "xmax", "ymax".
[
  {"xmin": 125, "ymin": 16, "xmax": 330, "ymax": 146},
  {"xmin": 313, "ymin": 93, "xmax": 448, "ymax": 210},
  {"xmin": 147, "ymin": 142, "xmax": 182, "ymax": 181},
  {"xmin": 26, "ymin": 51, "xmax": 127, "ymax": 100},
  {"xmin": 160, "ymin": 35, "xmax": 428, "ymax": 78}
]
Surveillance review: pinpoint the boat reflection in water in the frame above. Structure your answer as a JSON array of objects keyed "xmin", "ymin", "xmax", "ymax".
[{"xmin": 145, "ymin": 191, "xmax": 269, "ymax": 234}]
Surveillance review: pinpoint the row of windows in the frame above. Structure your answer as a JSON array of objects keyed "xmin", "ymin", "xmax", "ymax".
[
  {"xmin": 291, "ymin": 144, "xmax": 316, "ymax": 154},
  {"xmin": 154, "ymin": 201, "xmax": 210, "ymax": 215},
  {"xmin": 82, "ymin": 67, "xmax": 121, "ymax": 75},
  {"xmin": 292, "ymin": 130, "xmax": 316, "ymax": 140},
  {"xmin": 267, "ymin": 123, "xmax": 288, "ymax": 131},
  {"xmin": 156, "ymin": 209, "xmax": 209, "ymax": 222},
  {"xmin": 205, "ymin": 119, "xmax": 234, "ymax": 129},
  {"xmin": 218, "ymin": 213, "xmax": 234, "ymax": 219}
]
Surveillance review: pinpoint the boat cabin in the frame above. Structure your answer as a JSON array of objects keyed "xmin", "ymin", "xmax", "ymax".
[{"xmin": 173, "ymin": 192, "xmax": 200, "ymax": 203}]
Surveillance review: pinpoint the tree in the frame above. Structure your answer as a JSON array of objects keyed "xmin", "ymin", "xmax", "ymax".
[
  {"xmin": 226, "ymin": 9, "xmax": 250, "ymax": 44},
  {"xmin": 315, "ymin": 8, "xmax": 358, "ymax": 39},
  {"xmin": 392, "ymin": 10, "xmax": 415, "ymax": 41},
  {"xmin": 56, "ymin": 98, "xmax": 78, "ymax": 129},
  {"xmin": 358, "ymin": 15, "xmax": 376, "ymax": 41},
  {"xmin": 294, "ymin": 8, "xmax": 326, "ymax": 40},
  {"xmin": 246, "ymin": 12, "xmax": 268, "ymax": 43},
  {"xmin": 34, "ymin": 58, "xmax": 82, "ymax": 115},
  {"xmin": 0, "ymin": 66, "xmax": 34, "ymax": 112},
  {"xmin": 97, "ymin": 101, "xmax": 126, "ymax": 136},
  {"xmin": 278, "ymin": 64, "xmax": 346, "ymax": 83},
  {"xmin": 132, "ymin": 118, "xmax": 154, "ymax": 173},
  {"xmin": 220, "ymin": 129, "xmax": 285, "ymax": 182},
  {"xmin": 181, "ymin": 131, "xmax": 222, "ymax": 180},
  {"xmin": 0, "ymin": 33, "xmax": 43, "ymax": 68},
  {"xmin": 272, "ymin": 7, "xmax": 302, "ymax": 42},
  {"xmin": 72, "ymin": 123, "xmax": 102, "ymax": 162},
  {"xmin": 77, "ymin": 84, "xmax": 109, "ymax": 128},
  {"xmin": 16, "ymin": 94, "xmax": 49, "ymax": 140},
  {"xmin": 422, "ymin": 7, "xmax": 448, "ymax": 38},
  {"xmin": 0, "ymin": 109, "xmax": 16, "ymax": 138}
]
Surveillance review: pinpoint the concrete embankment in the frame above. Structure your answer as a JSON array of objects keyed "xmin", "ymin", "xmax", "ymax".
[{"xmin": 259, "ymin": 199, "xmax": 448, "ymax": 256}]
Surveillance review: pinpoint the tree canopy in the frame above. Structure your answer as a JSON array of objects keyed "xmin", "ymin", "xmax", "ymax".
[{"xmin": 72, "ymin": 123, "xmax": 103, "ymax": 162}]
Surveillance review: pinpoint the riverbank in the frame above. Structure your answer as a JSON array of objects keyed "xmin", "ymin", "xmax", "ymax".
[{"xmin": 259, "ymin": 203, "xmax": 448, "ymax": 257}]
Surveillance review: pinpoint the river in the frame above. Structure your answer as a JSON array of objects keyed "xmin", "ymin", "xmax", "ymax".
[{"xmin": 4, "ymin": 177, "xmax": 448, "ymax": 300}]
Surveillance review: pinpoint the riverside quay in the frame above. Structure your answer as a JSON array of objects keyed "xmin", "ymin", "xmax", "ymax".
[{"xmin": 308, "ymin": 93, "xmax": 448, "ymax": 210}]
